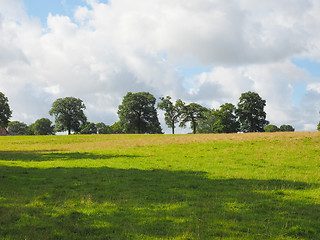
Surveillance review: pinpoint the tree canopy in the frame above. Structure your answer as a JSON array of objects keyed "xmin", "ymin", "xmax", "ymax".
[
  {"xmin": 8, "ymin": 121, "xmax": 28, "ymax": 135},
  {"xmin": 118, "ymin": 92, "xmax": 162, "ymax": 134},
  {"xmin": 49, "ymin": 97, "xmax": 87, "ymax": 135},
  {"xmin": 0, "ymin": 92, "xmax": 12, "ymax": 129},
  {"xmin": 236, "ymin": 91, "xmax": 268, "ymax": 132},
  {"xmin": 158, "ymin": 96, "xmax": 184, "ymax": 134},
  {"xmin": 213, "ymin": 103, "xmax": 239, "ymax": 133},
  {"xmin": 34, "ymin": 118, "xmax": 55, "ymax": 135},
  {"xmin": 180, "ymin": 103, "xmax": 208, "ymax": 134}
]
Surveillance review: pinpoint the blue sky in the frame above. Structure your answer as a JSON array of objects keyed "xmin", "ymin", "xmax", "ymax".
[{"xmin": 1, "ymin": 0, "xmax": 320, "ymax": 132}]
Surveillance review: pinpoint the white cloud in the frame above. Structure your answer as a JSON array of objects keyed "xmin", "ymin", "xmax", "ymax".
[{"xmin": 0, "ymin": 0, "xmax": 320, "ymax": 132}]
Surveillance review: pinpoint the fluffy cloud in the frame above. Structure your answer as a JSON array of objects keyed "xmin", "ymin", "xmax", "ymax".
[{"xmin": 0, "ymin": 0, "xmax": 320, "ymax": 132}]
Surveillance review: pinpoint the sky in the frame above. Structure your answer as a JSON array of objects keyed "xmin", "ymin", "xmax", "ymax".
[{"xmin": 1, "ymin": 0, "xmax": 320, "ymax": 133}]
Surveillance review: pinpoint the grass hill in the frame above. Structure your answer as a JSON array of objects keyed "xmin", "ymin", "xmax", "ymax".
[{"xmin": 0, "ymin": 132, "xmax": 319, "ymax": 239}]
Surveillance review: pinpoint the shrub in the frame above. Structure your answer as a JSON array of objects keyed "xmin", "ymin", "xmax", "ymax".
[{"xmin": 264, "ymin": 124, "xmax": 279, "ymax": 132}]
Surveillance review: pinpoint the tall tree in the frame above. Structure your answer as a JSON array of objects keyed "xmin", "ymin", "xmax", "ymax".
[
  {"xmin": 236, "ymin": 91, "xmax": 268, "ymax": 132},
  {"xmin": 158, "ymin": 96, "xmax": 184, "ymax": 134},
  {"xmin": 180, "ymin": 103, "xmax": 208, "ymax": 134},
  {"xmin": 49, "ymin": 97, "xmax": 87, "ymax": 135},
  {"xmin": 213, "ymin": 103, "xmax": 239, "ymax": 133},
  {"xmin": 34, "ymin": 118, "xmax": 55, "ymax": 135},
  {"xmin": 197, "ymin": 110, "xmax": 217, "ymax": 133},
  {"xmin": 0, "ymin": 92, "xmax": 12, "ymax": 129},
  {"xmin": 118, "ymin": 92, "xmax": 162, "ymax": 134}
]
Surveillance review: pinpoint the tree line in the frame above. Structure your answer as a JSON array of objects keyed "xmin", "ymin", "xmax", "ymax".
[{"xmin": 0, "ymin": 91, "xmax": 304, "ymax": 135}]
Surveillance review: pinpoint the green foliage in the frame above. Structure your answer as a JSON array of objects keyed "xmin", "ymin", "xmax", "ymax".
[
  {"xmin": 110, "ymin": 121, "xmax": 124, "ymax": 134},
  {"xmin": 34, "ymin": 118, "xmax": 55, "ymax": 135},
  {"xmin": 8, "ymin": 121, "xmax": 28, "ymax": 135},
  {"xmin": 0, "ymin": 92, "xmax": 12, "ymax": 128},
  {"xmin": 26, "ymin": 123, "xmax": 35, "ymax": 135},
  {"xmin": 49, "ymin": 97, "xmax": 87, "ymax": 135},
  {"xmin": 80, "ymin": 122, "xmax": 97, "ymax": 134},
  {"xmin": 158, "ymin": 96, "xmax": 184, "ymax": 134},
  {"xmin": 264, "ymin": 124, "xmax": 280, "ymax": 132},
  {"xmin": 213, "ymin": 103, "xmax": 239, "ymax": 133},
  {"xmin": 318, "ymin": 122, "xmax": 320, "ymax": 131},
  {"xmin": 279, "ymin": 124, "xmax": 295, "ymax": 132},
  {"xmin": 118, "ymin": 92, "xmax": 162, "ymax": 134},
  {"xmin": 236, "ymin": 91, "xmax": 269, "ymax": 132},
  {"xmin": 180, "ymin": 103, "xmax": 208, "ymax": 134},
  {"xmin": 197, "ymin": 110, "xmax": 217, "ymax": 133}
]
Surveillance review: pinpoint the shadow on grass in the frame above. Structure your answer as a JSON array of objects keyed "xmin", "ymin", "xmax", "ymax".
[
  {"xmin": 0, "ymin": 151, "xmax": 142, "ymax": 162},
  {"xmin": 0, "ymin": 154, "xmax": 320, "ymax": 239}
]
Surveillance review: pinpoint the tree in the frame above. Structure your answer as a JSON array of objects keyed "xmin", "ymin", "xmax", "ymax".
[
  {"xmin": 118, "ymin": 92, "xmax": 162, "ymax": 134},
  {"xmin": 158, "ymin": 96, "xmax": 184, "ymax": 134},
  {"xmin": 80, "ymin": 122, "xmax": 97, "ymax": 134},
  {"xmin": 34, "ymin": 118, "xmax": 55, "ymax": 135},
  {"xmin": 0, "ymin": 92, "xmax": 12, "ymax": 129},
  {"xmin": 264, "ymin": 124, "xmax": 279, "ymax": 132},
  {"xmin": 8, "ymin": 121, "xmax": 28, "ymax": 135},
  {"xmin": 49, "ymin": 97, "xmax": 87, "ymax": 135},
  {"xmin": 317, "ymin": 122, "xmax": 320, "ymax": 131},
  {"xmin": 197, "ymin": 110, "xmax": 217, "ymax": 133},
  {"xmin": 180, "ymin": 103, "xmax": 208, "ymax": 134},
  {"xmin": 26, "ymin": 123, "xmax": 35, "ymax": 135},
  {"xmin": 213, "ymin": 103, "xmax": 239, "ymax": 133},
  {"xmin": 279, "ymin": 125, "xmax": 294, "ymax": 132},
  {"xmin": 236, "ymin": 91, "xmax": 269, "ymax": 132}
]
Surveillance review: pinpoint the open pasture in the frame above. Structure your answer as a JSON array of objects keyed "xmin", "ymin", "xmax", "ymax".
[{"xmin": 0, "ymin": 132, "xmax": 320, "ymax": 239}]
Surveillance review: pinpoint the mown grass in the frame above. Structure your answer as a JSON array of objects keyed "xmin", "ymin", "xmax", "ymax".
[{"xmin": 0, "ymin": 132, "xmax": 320, "ymax": 239}]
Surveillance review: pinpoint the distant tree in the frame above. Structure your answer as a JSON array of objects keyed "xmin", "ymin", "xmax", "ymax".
[
  {"xmin": 96, "ymin": 122, "xmax": 109, "ymax": 134},
  {"xmin": 264, "ymin": 124, "xmax": 279, "ymax": 132},
  {"xmin": 0, "ymin": 92, "xmax": 12, "ymax": 129},
  {"xmin": 279, "ymin": 125, "xmax": 295, "ymax": 132},
  {"xmin": 213, "ymin": 103, "xmax": 239, "ymax": 133},
  {"xmin": 118, "ymin": 92, "xmax": 162, "ymax": 134},
  {"xmin": 49, "ymin": 97, "xmax": 87, "ymax": 135},
  {"xmin": 317, "ymin": 121, "xmax": 320, "ymax": 131},
  {"xmin": 197, "ymin": 110, "xmax": 217, "ymax": 133},
  {"xmin": 236, "ymin": 91, "xmax": 269, "ymax": 132},
  {"xmin": 34, "ymin": 118, "xmax": 55, "ymax": 135},
  {"xmin": 158, "ymin": 96, "xmax": 184, "ymax": 134},
  {"xmin": 8, "ymin": 121, "xmax": 28, "ymax": 135},
  {"xmin": 180, "ymin": 103, "xmax": 208, "ymax": 134},
  {"xmin": 80, "ymin": 122, "xmax": 97, "ymax": 134},
  {"xmin": 111, "ymin": 121, "xmax": 124, "ymax": 134},
  {"xmin": 26, "ymin": 123, "xmax": 35, "ymax": 135}
]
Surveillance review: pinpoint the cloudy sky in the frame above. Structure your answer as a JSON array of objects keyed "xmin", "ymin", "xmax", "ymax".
[{"xmin": 1, "ymin": 0, "xmax": 320, "ymax": 133}]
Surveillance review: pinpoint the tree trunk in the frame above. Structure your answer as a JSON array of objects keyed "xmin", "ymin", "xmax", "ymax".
[
  {"xmin": 193, "ymin": 121, "xmax": 196, "ymax": 134},
  {"xmin": 68, "ymin": 129, "xmax": 71, "ymax": 135}
]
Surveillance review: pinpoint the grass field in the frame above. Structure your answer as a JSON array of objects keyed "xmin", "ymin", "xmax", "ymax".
[{"xmin": 0, "ymin": 132, "xmax": 320, "ymax": 239}]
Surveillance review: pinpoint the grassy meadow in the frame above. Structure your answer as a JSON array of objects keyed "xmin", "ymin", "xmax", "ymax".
[{"xmin": 0, "ymin": 132, "xmax": 320, "ymax": 239}]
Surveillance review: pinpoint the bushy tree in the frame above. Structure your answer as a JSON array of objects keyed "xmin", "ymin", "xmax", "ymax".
[
  {"xmin": 317, "ymin": 122, "xmax": 320, "ymax": 131},
  {"xmin": 118, "ymin": 92, "xmax": 162, "ymax": 134},
  {"xmin": 8, "ymin": 121, "xmax": 28, "ymax": 135},
  {"xmin": 279, "ymin": 125, "xmax": 294, "ymax": 132},
  {"xmin": 158, "ymin": 96, "xmax": 184, "ymax": 134},
  {"xmin": 213, "ymin": 103, "xmax": 239, "ymax": 133},
  {"xmin": 34, "ymin": 118, "xmax": 55, "ymax": 135},
  {"xmin": 264, "ymin": 124, "xmax": 279, "ymax": 132},
  {"xmin": 236, "ymin": 91, "xmax": 269, "ymax": 132},
  {"xmin": 180, "ymin": 103, "xmax": 208, "ymax": 134},
  {"xmin": 49, "ymin": 97, "xmax": 86, "ymax": 135},
  {"xmin": 80, "ymin": 122, "xmax": 97, "ymax": 134},
  {"xmin": 197, "ymin": 110, "xmax": 217, "ymax": 133},
  {"xmin": 0, "ymin": 92, "xmax": 12, "ymax": 129}
]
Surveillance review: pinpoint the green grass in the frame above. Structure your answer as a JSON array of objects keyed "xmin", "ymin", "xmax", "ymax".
[{"xmin": 0, "ymin": 132, "xmax": 320, "ymax": 239}]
